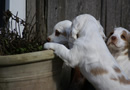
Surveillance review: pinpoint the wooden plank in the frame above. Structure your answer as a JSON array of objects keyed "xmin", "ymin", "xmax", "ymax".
[
  {"xmin": 105, "ymin": 0, "xmax": 116, "ymax": 36},
  {"xmin": 104, "ymin": 0, "xmax": 130, "ymax": 36},
  {"xmin": 100, "ymin": 0, "xmax": 107, "ymax": 34},
  {"xmin": 121, "ymin": 0, "xmax": 130, "ymax": 31},
  {"xmin": 47, "ymin": 0, "xmax": 102, "ymax": 35},
  {"xmin": 36, "ymin": 0, "xmax": 48, "ymax": 43},
  {"xmin": 115, "ymin": 0, "xmax": 122, "ymax": 27},
  {"xmin": 26, "ymin": 0, "xmax": 130, "ymax": 38},
  {"xmin": 104, "ymin": 0, "xmax": 122, "ymax": 36},
  {"xmin": 26, "ymin": 0, "xmax": 36, "ymax": 41},
  {"xmin": 65, "ymin": 0, "xmax": 101, "ymax": 20},
  {"xmin": 47, "ymin": 0, "xmax": 66, "ymax": 35}
]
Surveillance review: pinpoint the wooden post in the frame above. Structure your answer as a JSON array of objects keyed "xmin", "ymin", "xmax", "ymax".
[
  {"xmin": 26, "ymin": 0, "xmax": 36, "ymax": 41},
  {"xmin": 36, "ymin": 0, "xmax": 48, "ymax": 43},
  {"xmin": 47, "ymin": 0, "xmax": 66, "ymax": 35}
]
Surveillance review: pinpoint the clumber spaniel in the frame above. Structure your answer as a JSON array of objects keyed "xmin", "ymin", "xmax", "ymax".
[
  {"xmin": 107, "ymin": 27, "xmax": 130, "ymax": 79},
  {"xmin": 44, "ymin": 14, "xmax": 130, "ymax": 90},
  {"xmin": 46, "ymin": 20, "xmax": 95, "ymax": 90}
]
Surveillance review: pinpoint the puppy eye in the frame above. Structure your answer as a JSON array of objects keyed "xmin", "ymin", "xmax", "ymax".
[
  {"xmin": 55, "ymin": 30, "xmax": 61, "ymax": 36},
  {"xmin": 121, "ymin": 34, "xmax": 126, "ymax": 40}
]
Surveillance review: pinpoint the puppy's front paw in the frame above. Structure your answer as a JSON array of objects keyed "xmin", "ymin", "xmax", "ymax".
[{"xmin": 44, "ymin": 42, "xmax": 55, "ymax": 50}]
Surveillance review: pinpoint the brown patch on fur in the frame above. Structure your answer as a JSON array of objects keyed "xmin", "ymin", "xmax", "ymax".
[
  {"xmin": 128, "ymin": 33, "xmax": 130, "ymax": 59},
  {"xmin": 127, "ymin": 33, "xmax": 130, "ymax": 44},
  {"xmin": 123, "ymin": 31, "xmax": 130, "ymax": 52},
  {"xmin": 62, "ymin": 31, "xmax": 67, "ymax": 36},
  {"xmin": 69, "ymin": 67, "xmax": 86, "ymax": 90},
  {"xmin": 111, "ymin": 77, "xmax": 118, "ymax": 81},
  {"xmin": 125, "ymin": 52, "xmax": 128, "ymax": 55},
  {"xmin": 110, "ymin": 75, "xmax": 130, "ymax": 85},
  {"xmin": 90, "ymin": 67, "xmax": 108, "ymax": 76},
  {"xmin": 113, "ymin": 66, "xmax": 121, "ymax": 73},
  {"xmin": 121, "ymin": 31, "xmax": 127, "ymax": 41},
  {"xmin": 72, "ymin": 67, "xmax": 85, "ymax": 82},
  {"xmin": 119, "ymin": 75, "xmax": 130, "ymax": 85}
]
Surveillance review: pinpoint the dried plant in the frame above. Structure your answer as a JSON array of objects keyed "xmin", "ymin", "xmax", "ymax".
[{"xmin": 0, "ymin": 10, "xmax": 44, "ymax": 55}]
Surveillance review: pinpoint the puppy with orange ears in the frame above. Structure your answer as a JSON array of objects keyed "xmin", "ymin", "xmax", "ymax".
[{"xmin": 107, "ymin": 27, "xmax": 130, "ymax": 78}]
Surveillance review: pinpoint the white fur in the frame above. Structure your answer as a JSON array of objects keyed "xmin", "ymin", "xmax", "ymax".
[
  {"xmin": 44, "ymin": 14, "xmax": 130, "ymax": 90},
  {"xmin": 71, "ymin": 14, "xmax": 106, "ymax": 40},
  {"xmin": 47, "ymin": 20, "xmax": 72, "ymax": 45},
  {"xmin": 107, "ymin": 27, "xmax": 130, "ymax": 79}
]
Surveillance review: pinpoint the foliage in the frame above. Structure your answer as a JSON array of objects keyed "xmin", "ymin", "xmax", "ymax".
[{"xmin": 0, "ymin": 10, "xmax": 44, "ymax": 55}]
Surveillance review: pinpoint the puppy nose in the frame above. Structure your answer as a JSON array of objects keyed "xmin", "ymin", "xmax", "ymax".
[
  {"xmin": 47, "ymin": 37, "xmax": 51, "ymax": 42},
  {"xmin": 111, "ymin": 36, "xmax": 116, "ymax": 41}
]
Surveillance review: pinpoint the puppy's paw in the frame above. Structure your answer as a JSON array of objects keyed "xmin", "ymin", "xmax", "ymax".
[{"xmin": 44, "ymin": 42, "xmax": 55, "ymax": 50}]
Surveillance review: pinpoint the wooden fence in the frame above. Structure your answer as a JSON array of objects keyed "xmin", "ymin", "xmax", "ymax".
[{"xmin": 26, "ymin": 0, "xmax": 130, "ymax": 42}]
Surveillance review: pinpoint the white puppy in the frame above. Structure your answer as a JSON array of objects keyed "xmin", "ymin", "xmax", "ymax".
[
  {"xmin": 47, "ymin": 20, "xmax": 97, "ymax": 90},
  {"xmin": 44, "ymin": 14, "xmax": 130, "ymax": 90},
  {"xmin": 47, "ymin": 20, "xmax": 72, "ymax": 89},
  {"xmin": 47, "ymin": 20, "xmax": 72, "ymax": 47},
  {"xmin": 107, "ymin": 27, "xmax": 130, "ymax": 78},
  {"xmin": 47, "ymin": 20, "xmax": 92, "ymax": 90}
]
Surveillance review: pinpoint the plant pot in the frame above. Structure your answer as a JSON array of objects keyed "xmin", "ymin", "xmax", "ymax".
[{"xmin": 0, "ymin": 50, "xmax": 70, "ymax": 90}]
